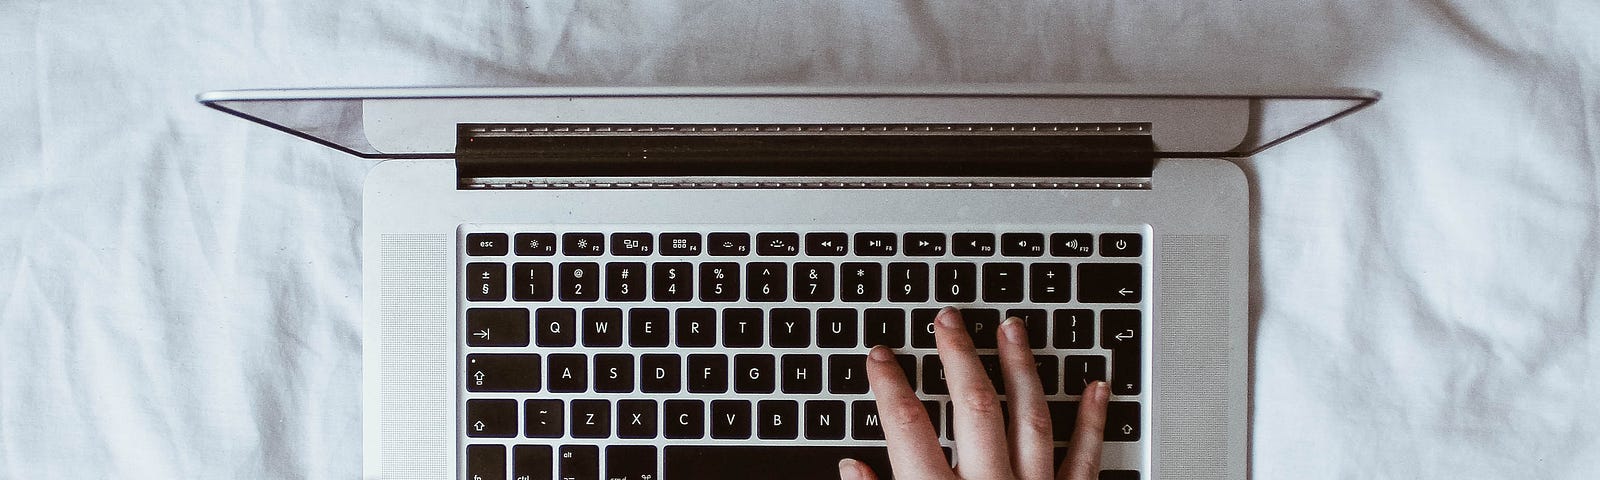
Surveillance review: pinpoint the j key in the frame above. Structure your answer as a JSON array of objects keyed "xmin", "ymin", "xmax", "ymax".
[
  {"xmin": 562, "ymin": 233, "xmax": 604, "ymax": 256},
  {"xmin": 688, "ymin": 354, "xmax": 729, "ymax": 393},
  {"xmin": 1101, "ymin": 309, "xmax": 1141, "ymax": 395},
  {"xmin": 903, "ymin": 232, "xmax": 947, "ymax": 256},
  {"xmin": 662, "ymin": 446, "xmax": 948, "ymax": 480},
  {"xmin": 605, "ymin": 445, "xmax": 656, "ymax": 480},
  {"xmin": 805, "ymin": 232, "xmax": 849, "ymax": 256},
  {"xmin": 512, "ymin": 262, "xmax": 554, "ymax": 302},
  {"xmin": 466, "ymin": 232, "xmax": 508, "ymax": 256},
  {"xmin": 512, "ymin": 445, "xmax": 552, "ymax": 480},
  {"xmin": 1064, "ymin": 355, "xmax": 1107, "ymax": 395},
  {"xmin": 961, "ymin": 308, "xmax": 1001, "ymax": 348},
  {"xmin": 514, "ymin": 232, "xmax": 557, "ymax": 256},
  {"xmin": 711, "ymin": 399, "xmax": 753, "ymax": 439},
  {"xmin": 524, "ymin": 399, "xmax": 563, "ymax": 438},
  {"xmin": 734, "ymin": 354, "xmax": 776, "ymax": 394},
  {"xmin": 466, "ymin": 308, "xmax": 529, "ymax": 348},
  {"xmin": 911, "ymin": 308, "xmax": 939, "ymax": 348},
  {"xmin": 610, "ymin": 232, "xmax": 654, "ymax": 256},
  {"xmin": 839, "ymin": 262, "xmax": 882, "ymax": 302},
  {"xmin": 616, "ymin": 399, "xmax": 658, "ymax": 439},
  {"xmin": 581, "ymin": 308, "xmax": 622, "ymax": 347},
  {"xmin": 1035, "ymin": 354, "xmax": 1060, "ymax": 395},
  {"xmin": 804, "ymin": 400, "xmax": 847, "ymax": 440},
  {"xmin": 660, "ymin": 232, "xmax": 703, "ymax": 256},
  {"xmin": 652, "ymin": 262, "xmax": 694, "ymax": 302},
  {"xmin": 675, "ymin": 308, "xmax": 716, "ymax": 347},
  {"xmin": 851, "ymin": 401, "xmax": 885, "ymax": 440},
  {"xmin": 558, "ymin": 262, "xmax": 599, "ymax": 301},
  {"xmin": 605, "ymin": 262, "xmax": 646, "ymax": 302},
  {"xmin": 769, "ymin": 308, "xmax": 811, "ymax": 348},
  {"xmin": 793, "ymin": 262, "xmax": 835, "ymax": 302},
  {"xmin": 1050, "ymin": 232, "xmax": 1093, "ymax": 257},
  {"xmin": 1001, "ymin": 233, "xmax": 1046, "ymax": 257},
  {"xmin": 593, "ymin": 353, "xmax": 634, "ymax": 393},
  {"xmin": 982, "ymin": 263, "xmax": 1025, "ymax": 302},
  {"xmin": 1079, "ymin": 263, "xmax": 1142, "ymax": 303},
  {"xmin": 708, "ymin": 232, "xmax": 751, "ymax": 256},
  {"xmin": 1054, "ymin": 309, "xmax": 1095, "ymax": 349},
  {"xmin": 628, "ymin": 308, "xmax": 670, "ymax": 347},
  {"xmin": 781, "ymin": 354, "xmax": 823, "ymax": 394},
  {"xmin": 559, "ymin": 445, "xmax": 599, "ymax": 480},
  {"xmin": 816, "ymin": 308, "xmax": 857, "ymax": 348},
  {"xmin": 663, "ymin": 399, "xmax": 705, "ymax": 439},
  {"xmin": 1100, "ymin": 233, "xmax": 1142, "ymax": 257},
  {"xmin": 723, "ymin": 308, "xmax": 764, "ymax": 348},
  {"xmin": 757, "ymin": 400, "xmax": 801, "ymax": 440},
  {"xmin": 1105, "ymin": 401, "xmax": 1142, "ymax": 441},
  {"xmin": 854, "ymin": 232, "xmax": 898, "ymax": 256},
  {"xmin": 639, "ymin": 354, "xmax": 681, "ymax": 393},
  {"xmin": 862, "ymin": 308, "xmax": 905, "ymax": 348},
  {"xmin": 952, "ymin": 233, "xmax": 996, "ymax": 256},
  {"xmin": 922, "ymin": 355, "xmax": 947, "ymax": 394},
  {"xmin": 547, "ymin": 353, "xmax": 587, "ymax": 393},
  {"xmin": 466, "ymin": 263, "xmax": 506, "ymax": 302},
  {"xmin": 465, "ymin": 399, "xmax": 517, "ymax": 438},
  {"xmin": 465, "ymin": 354, "xmax": 540, "ymax": 392},
  {"xmin": 887, "ymin": 262, "xmax": 929, "ymax": 302},
  {"xmin": 699, "ymin": 262, "xmax": 741, "ymax": 302},
  {"xmin": 1006, "ymin": 308, "xmax": 1049, "ymax": 348},
  {"xmin": 827, "ymin": 354, "xmax": 869, "ymax": 394},
  {"xmin": 934, "ymin": 263, "xmax": 977, "ymax": 302},
  {"xmin": 1030, "ymin": 263, "xmax": 1071, "ymax": 303},
  {"xmin": 569, "ymin": 399, "xmax": 611, "ymax": 439},
  {"xmin": 756, "ymin": 232, "xmax": 800, "ymax": 256},
  {"xmin": 746, "ymin": 262, "xmax": 787, "ymax": 301},
  {"xmin": 466, "ymin": 444, "xmax": 506, "ymax": 480},
  {"xmin": 535, "ymin": 308, "xmax": 577, "ymax": 347}
]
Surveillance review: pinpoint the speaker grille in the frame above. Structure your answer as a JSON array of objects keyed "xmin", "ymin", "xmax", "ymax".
[
  {"xmin": 378, "ymin": 234, "xmax": 451, "ymax": 478},
  {"xmin": 1155, "ymin": 235, "xmax": 1243, "ymax": 479}
]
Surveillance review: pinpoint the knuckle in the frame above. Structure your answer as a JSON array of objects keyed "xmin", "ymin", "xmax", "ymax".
[
  {"xmin": 1015, "ymin": 411, "xmax": 1054, "ymax": 436},
  {"xmin": 959, "ymin": 391, "xmax": 1003, "ymax": 417}
]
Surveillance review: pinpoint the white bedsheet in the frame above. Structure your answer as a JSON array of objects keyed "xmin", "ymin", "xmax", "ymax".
[{"xmin": 2, "ymin": 1, "xmax": 1596, "ymax": 478}]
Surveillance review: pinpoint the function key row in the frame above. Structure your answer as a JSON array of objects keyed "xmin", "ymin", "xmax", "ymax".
[{"xmin": 466, "ymin": 232, "xmax": 1143, "ymax": 258}]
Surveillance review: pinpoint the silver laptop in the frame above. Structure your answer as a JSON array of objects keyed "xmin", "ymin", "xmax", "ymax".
[{"xmin": 199, "ymin": 85, "xmax": 1377, "ymax": 480}]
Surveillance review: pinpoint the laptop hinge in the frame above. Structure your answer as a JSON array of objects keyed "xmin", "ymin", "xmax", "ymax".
[{"xmin": 455, "ymin": 123, "xmax": 1154, "ymax": 189}]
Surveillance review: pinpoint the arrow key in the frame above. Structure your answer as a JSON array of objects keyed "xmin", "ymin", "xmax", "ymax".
[
  {"xmin": 1077, "ymin": 263, "xmax": 1141, "ymax": 303},
  {"xmin": 465, "ymin": 399, "xmax": 517, "ymax": 438}
]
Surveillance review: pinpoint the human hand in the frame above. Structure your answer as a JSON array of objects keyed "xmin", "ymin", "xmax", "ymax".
[{"xmin": 840, "ymin": 307, "xmax": 1111, "ymax": 480}]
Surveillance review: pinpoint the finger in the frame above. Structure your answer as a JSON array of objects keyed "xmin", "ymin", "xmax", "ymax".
[
  {"xmin": 997, "ymin": 317, "xmax": 1053, "ymax": 480},
  {"xmin": 933, "ymin": 307, "xmax": 1014, "ymax": 479},
  {"xmin": 865, "ymin": 345, "xmax": 955, "ymax": 480},
  {"xmin": 838, "ymin": 458, "xmax": 880, "ymax": 480},
  {"xmin": 1058, "ymin": 381, "xmax": 1109, "ymax": 480}
]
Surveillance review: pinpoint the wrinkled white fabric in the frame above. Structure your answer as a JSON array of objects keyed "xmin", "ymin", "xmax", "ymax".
[{"xmin": 1, "ymin": 1, "xmax": 1596, "ymax": 478}]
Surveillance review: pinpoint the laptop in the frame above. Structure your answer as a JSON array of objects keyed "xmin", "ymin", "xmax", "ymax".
[{"xmin": 198, "ymin": 85, "xmax": 1377, "ymax": 480}]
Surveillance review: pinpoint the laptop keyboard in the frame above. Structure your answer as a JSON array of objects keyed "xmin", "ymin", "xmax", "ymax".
[{"xmin": 460, "ymin": 227, "xmax": 1147, "ymax": 480}]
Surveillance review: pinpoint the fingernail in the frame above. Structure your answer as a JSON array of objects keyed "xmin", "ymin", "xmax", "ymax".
[
  {"xmin": 936, "ymin": 306, "xmax": 961, "ymax": 329},
  {"xmin": 838, "ymin": 458, "xmax": 862, "ymax": 479},
  {"xmin": 868, "ymin": 345, "xmax": 894, "ymax": 362},
  {"xmin": 1093, "ymin": 381, "xmax": 1110, "ymax": 402},
  {"xmin": 1001, "ymin": 316, "xmax": 1026, "ymax": 345}
]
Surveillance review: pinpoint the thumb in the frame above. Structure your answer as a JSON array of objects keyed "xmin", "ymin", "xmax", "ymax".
[{"xmin": 838, "ymin": 458, "xmax": 880, "ymax": 480}]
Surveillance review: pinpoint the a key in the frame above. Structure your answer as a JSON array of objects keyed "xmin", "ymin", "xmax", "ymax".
[
  {"xmin": 934, "ymin": 263, "xmax": 977, "ymax": 302},
  {"xmin": 569, "ymin": 399, "xmax": 610, "ymax": 438},
  {"xmin": 828, "ymin": 354, "xmax": 869, "ymax": 394},
  {"xmin": 628, "ymin": 308, "xmax": 669, "ymax": 347},
  {"xmin": 558, "ymin": 445, "xmax": 598, "ymax": 480},
  {"xmin": 711, "ymin": 400, "xmax": 753, "ymax": 439},
  {"xmin": 1064, "ymin": 355, "xmax": 1107, "ymax": 395},
  {"xmin": 466, "ymin": 308, "xmax": 529, "ymax": 348},
  {"xmin": 652, "ymin": 262, "xmax": 694, "ymax": 302},
  {"xmin": 592, "ymin": 353, "xmax": 633, "ymax": 393},
  {"xmin": 562, "ymin": 233, "xmax": 604, "ymax": 256},
  {"xmin": 769, "ymin": 308, "xmax": 810, "ymax": 348},
  {"xmin": 757, "ymin": 400, "xmax": 801, "ymax": 440},
  {"xmin": 781, "ymin": 354, "xmax": 823, "ymax": 394},
  {"xmin": 1035, "ymin": 354, "xmax": 1060, "ymax": 395},
  {"xmin": 1100, "ymin": 233, "xmax": 1142, "ymax": 257},
  {"xmin": 952, "ymin": 233, "xmax": 996, "ymax": 256},
  {"xmin": 734, "ymin": 354, "xmax": 776, "ymax": 394},
  {"xmin": 804, "ymin": 400, "xmax": 847, "ymax": 440},
  {"xmin": 708, "ymin": 232, "xmax": 751, "ymax": 256},
  {"xmin": 558, "ymin": 262, "xmax": 599, "ymax": 301},
  {"xmin": 755, "ymin": 232, "xmax": 800, "ymax": 256},
  {"xmin": 903, "ymin": 232, "xmax": 947, "ymax": 256},
  {"xmin": 804, "ymin": 232, "xmax": 849, "ymax": 256},
  {"xmin": 465, "ymin": 399, "xmax": 517, "ymax": 438},
  {"xmin": 610, "ymin": 232, "xmax": 653, "ymax": 256},
  {"xmin": 660, "ymin": 232, "xmax": 702, "ymax": 256},
  {"xmin": 922, "ymin": 355, "xmax": 947, "ymax": 394},
  {"xmin": 961, "ymin": 308, "xmax": 1001, "ymax": 349},
  {"xmin": 851, "ymin": 401, "xmax": 885, "ymax": 440},
  {"xmin": 639, "ymin": 354, "xmax": 681, "ymax": 393},
  {"xmin": 1006, "ymin": 308, "xmax": 1049, "ymax": 348},
  {"xmin": 816, "ymin": 308, "xmax": 857, "ymax": 348},
  {"xmin": 1001, "ymin": 232, "xmax": 1045, "ymax": 257},
  {"xmin": 862, "ymin": 308, "xmax": 905, "ymax": 348},
  {"xmin": 675, "ymin": 308, "xmax": 716, "ymax": 347},
  {"xmin": 546, "ymin": 353, "xmax": 587, "ymax": 393},
  {"xmin": 911, "ymin": 308, "xmax": 939, "ymax": 348},
  {"xmin": 514, "ymin": 232, "xmax": 557, "ymax": 256},
  {"xmin": 699, "ymin": 262, "xmax": 741, "ymax": 302},
  {"xmin": 581, "ymin": 308, "xmax": 622, "ymax": 347},
  {"xmin": 1030, "ymin": 263, "xmax": 1071, "ymax": 303},
  {"xmin": 512, "ymin": 262, "xmax": 555, "ymax": 302},
  {"xmin": 1105, "ymin": 401, "xmax": 1141, "ymax": 441},
  {"xmin": 793, "ymin": 262, "xmax": 835, "ymax": 302},
  {"xmin": 524, "ymin": 399, "xmax": 563, "ymax": 438},
  {"xmin": 1101, "ymin": 309, "xmax": 1141, "ymax": 395},
  {"xmin": 854, "ymin": 232, "xmax": 897, "ymax": 256},
  {"xmin": 722, "ymin": 308, "xmax": 764, "ymax": 348},
  {"xmin": 839, "ymin": 262, "xmax": 882, "ymax": 302},
  {"xmin": 746, "ymin": 262, "xmax": 787, "ymax": 301},
  {"xmin": 466, "ymin": 263, "xmax": 506, "ymax": 302},
  {"xmin": 605, "ymin": 445, "xmax": 656, "ymax": 480},
  {"xmin": 616, "ymin": 399, "xmax": 657, "ymax": 439},
  {"xmin": 982, "ymin": 263, "xmax": 1025, "ymax": 302},
  {"xmin": 604, "ymin": 262, "xmax": 645, "ymax": 302},
  {"xmin": 1078, "ymin": 263, "xmax": 1141, "ymax": 303},
  {"xmin": 535, "ymin": 308, "xmax": 577, "ymax": 347},
  {"xmin": 687, "ymin": 354, "xmax": 729, "ymax": 393},
  {"xmin": 512, "ymin": 445, "xmax": 552, "ymax": 480},
  {"xmin": 663, "ymin": 399, "xmax": 705, "ymax": 439},
  {"xmin": 1050, "ymin": 232, "xmax": 1093, "ymax": 257},
  {"xmin": 465, "ymin": 354, "xmax": 540, "ymax": 392},
  {"xmin": 887, "ymin": 262, "xmax": 930, "ymax": 302},
  {"xmin": 1053, "ymin": 309, "xmax": 1094, "ymax": 349},
  {"xmin": 466, "ymin": 444, "xmax": 507, "ymax": 480},
  {"xmin": 466, "ymin": 232, "xmax": 509, "ymax": 256}
]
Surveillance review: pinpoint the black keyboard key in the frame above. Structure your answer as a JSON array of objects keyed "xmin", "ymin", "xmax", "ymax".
[
  {"xmin": 1050, "ymin": 232, "xmax": 1093, "ymax": 257},
  {"xmin": 897, "ymin": 354, "xmax": 919, "ymax": 390},
  {"xmin": 514, "ymin": 232, "xmax": 557, "ymax": 256},
  {"xmin": 558, "ymin": 445, "xmax": 599, "ymax": 480},
  {"xmin": 663, "ymin": 399, "xmax": 705, "ymax": 439},
  {"xmin": 465, "ymin": 354, "xmax": 539, "ymax": 392},
  {"xmin": 570, "ymin": 399, "xmax": 611, "ymax": 439},
  {"xmin": 616, "ymin": 399, "xmax": 658, "ymax": 439},
  {"xmin": 512, "ymin": 445, "xmax": 552, "ymax": 480},
  {"xmin": 911, "ymin": 308, "xmax": 939, "ymax": 348},
  {"xmin": 610, "ymin": 232, "xmax": 654, "ymax": 256},
  {"xmin": 604, "ymin": 262, "xmax": 646, "ymax": 301},
  {"xmin": 662, "ymin": 446, "xmax": 947, "ymax": 480},
  {"xmin": 558, "ymin": 262, "xmax": 599, "ymax": 301},
  {"xmin": 581, "ymin": 308, "xmax": 623, "ymax": 347},
  {"xmin": 466, "ymin": 308, "xmax": 529, "ymax": 347},
  {"xmin": 1079, "ymin": 263, "xmax": 1142, "ymax": 303},
  {"xmin": 1035, "ymin": 354, "xmax": 1060, "ymax": 395},
  {"xmin": 562, "ymin": 233, "xmax": 604, "ymax": 256},
  {"xmin": 593, "ymin": 353, "xmax": 634, "ymax": 393},
  {"xmin": 952, "ymin": 233, "xmax": 996, "ymax": 256},
  {"xmin": 546, "ymin": 353, "xmax": 587, "ymax": 393},
  {"xmin": 1001, "ymin": 232, "xmax": 1045, "ymax": 256},
  {"xmin": 711, "ymin": 399, "xmax": 753, "ymax": 439},
  {"xmin": 1054, "ymin": 309, "xmax": 1095, "ymax": 349},
  {"xmin": 854, "ymin": 232, "xmax": 897, "ymax": 256},
  {"xmin": 746, "ymin": 262, "xmax": 787, "ymax": 301},
  {"xmin": 466, "ymin": 263, "xmax": 506, "ymax": 302},
  {"xmin": 605, "ymin": 445, "xmax": 656, "ymax": 480},
  {"xmin": 467, "ymin": 444, "xmax": 507, "ymax": 480},
  {"xmin": 924, "ymin": 400, "xmax": 942, "ymax": 438},
  {"xmin": 465, "ymin": 399, "xmax": 517, "ymax": 438},
  {"xmin": 804, "ymin": 400, "xmax": 847, "ymax": 440},
  {"xmin": 1102, "ymin": 309, "xmax": 1141, "ymax": 395},
  {"xmin": 816, "ymin": 308, "xmax": 858, "ymax": 348},
  {"xmin": 756, "ymin": 232, "xmax": 800, "ymax": 256},
  {"xmin": 1101, "ymin": 470, "xmax": 1141, "ymax": 480},
  {"xmin": 904, "ymin": 232, "xmax": 947, "ymax": 256},
  {"xmin": 781, "ymin": 354, "xmax": 823, "ymax": 394},
  {"xmin": 512, "ymin": 262, "xmax": 554, "ymax": 302},
  {"xmin": 1007, "ymin": 308, "xmax": 1049, "ymax": 348},
  {"xmin": 652, "ymin": 262, "xmax": 693, "ymax": 302},
  {"xmin": 934, "ymin": 263, "xmax": 977, "ymax": 302},
  {"xmin": 792, "ymin": 262, "xmax": 835, "ymax": 302},
  {"xmin": 757, "ymin": 400, "xmax": 801, "ymax": 440},
  {"xmin": 1100, "ymin": 233, "xmax": 1142, "ymax": 257},
  {"xmin": 734, "ymin": 354, "xmax": 776, "ymax": 394},
  {"xmin": 1064, "ymin": 355, "xmax": 1107, "ymax": 395},
  {"xmin": 851, "ymin": 400, "xmax": 885, "ymax": 440},
  {"xmin": 982, "ymin": 263, "xmax": 1025, "ymax": 302},
  {"xmin": 839, "ymin": 262, "xmax": 882, "ymax": 302},
  {"xmin": 699, "ymin": 262, "xmax": 740, "ymax": 302},
  {"xmin": 1030, "ymin": 263, "xmax": 1071, "ymax": 303},
  {"xmin": 675, "ymin": 308, "xmax": 716, "ymax": 347},
  {"xmin": 961, "ymin": 308, "xmax": 1001, "ymax": 349},
  {"xmin": 688, "ymin": 354, "xmax": 729, "ymax": 393},
  {"xmin": 466, "ymin": 232, "xmax": 509, "ymax": 256},
  {"xmin": 535, "ymin": 308, "xmax": 577, "ymax": 347},
  {"xmin": 828, "ymin": 354, "xmax": 869, "ymax": 394},
  {"xmin": 660, "ymin": 232, "xmax": 703, "ymax": 256},
  {"xmin": 640, "ymin": 354, "xmax": 681, "ymax": 393},
  {"xmin": 887, "ymin": 262, "xmax": 929, "ymax": 302},
  {"xmin": 921, "ymin": 355, "xmax": 947, "ymax": 394},
  {"xmin": 979, "ymin": 354, "xmax": 1005, "ymax": 394},
  {"xmin": 629, "ymin": 308, "xmax": 669, "ymax": 347},
  {"xmin": 804, "ymin": 232, "xmax": 849, "ymax": 256},
  {"xmin": 722, "ymin": 308, "xmax": 764, "ymax": 348},
  {"xmin": 1105, "ymin": 401, "xmax": 1141, "ymax": 441},
  {"xmin": 524, "ymin": 399, "xmax": 563, "ymax": 438},
  {"xmin": 769, "ymin": 308, "xmax": 810, "ymax": 348},
  {"xmin": 1047, "ymin": 401, "xmax": 1078, "ymax": 441},
  {"xmin": 708, "ymin": 232, "xmax": 751, "ymax": 256},
  {"xmin": 862, "ymin": 308, "xmax": 905, "ymax": 348}
]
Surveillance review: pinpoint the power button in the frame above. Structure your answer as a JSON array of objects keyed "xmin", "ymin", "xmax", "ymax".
[{"xmin": 1099, "ymin": 233, "xmax": 1142, "ymax": 257}]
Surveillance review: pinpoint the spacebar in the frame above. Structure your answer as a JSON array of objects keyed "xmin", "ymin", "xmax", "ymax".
[{"xmin": 664, "ymin": 445, "xmax": 940, "ymax": 480}]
